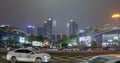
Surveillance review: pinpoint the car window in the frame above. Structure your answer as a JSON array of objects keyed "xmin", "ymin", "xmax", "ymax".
[
  {"xmin": 88, "ymin": 57, "xmax": 108, "ymax": 63},
  {"xmin": 15, "ymin": 49, "xmax": 25, "ymax": 53},
  {"xmin": 25, "ymin": 50, "xmax": 32, "ymax": 53},
  {"xmin": 15, "ymin": 49, "xmax": 32, "ymax": 53}
]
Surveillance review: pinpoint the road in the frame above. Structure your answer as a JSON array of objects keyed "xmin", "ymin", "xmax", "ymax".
[
  {"xmin": 0, "ymin": 50, "xmax": 90, "ymax": 63},
  {"xmin": 1, "ymin": 50, "xmax": 118, "ymax": 63},
  {"xmin": 0, "ymin": 55, "xmax": 86, "ymax": 63}
]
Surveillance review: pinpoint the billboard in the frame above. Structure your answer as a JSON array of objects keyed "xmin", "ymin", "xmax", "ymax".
[
  {"xmin": 32, "ymin": 41, "xmax": 43, "ymax": 46},
  {"xmin": 19, "ymin": 37, "xmax": 25, "ymax": 43},
  {"xmin": 79, "ymin": 36, "xmax": 92, "ymax": 46}
]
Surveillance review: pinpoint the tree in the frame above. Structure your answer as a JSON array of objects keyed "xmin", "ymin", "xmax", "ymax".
[
  {"xmin": 5, "ymin": 39, "xmax": 11, "ymax": 46},
  {"xmin": 12, "ymin": 40, "xmax": 19, "ymax": 46},
  {"xmin": 76, "ymin": 38, "xmax": 80, "ymax": 48},
  {"xmin": 61, "ymin": 34, "xmax": 69, "ymax": 48},
  {"xmin": 25, "ymin": 35, "xmax": 45, "ymax": 46},
  {"xmin": 0, "ymin": 38, "xmax": 3, "ymax": 43},
  {"xmin": 36, "ymin": 35, "xmax": 44, "ymax": 42},
  {"xmin": 62, "ymin": 34, "xmax": 68, "ymax": 43},
  {"xmin": 52, "ymin": 40, "xmax": 62, "ymax": 47},
  {"xmin": 69, "ymin": 34, "xmax": 76, "ymax": 39},
  {"xmin": 91, "ymin": 40, "xmax": 98, "ymax": 47},
  {"xmin": 0, "ymin": 38, "xmax": 5, "ymax": 47},
  {"xmin": 92, "ymin": 28, "xmax": 99, "ymax": 33},
  {"xmin": 28, "ymin": 35, "xmax": 37, "ymax": 43},
  {"xmin": 5, "ymin": 39, "xmax": 19, "ymax": 46}
]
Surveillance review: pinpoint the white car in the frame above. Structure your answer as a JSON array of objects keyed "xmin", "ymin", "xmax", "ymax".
[
  {"xmin": 6, "ymin": 48, "xmax": 51, "ymax": 63},
  {"xmin": 82, "ymin": 54, "xmax": 120, "ymax": 63}
]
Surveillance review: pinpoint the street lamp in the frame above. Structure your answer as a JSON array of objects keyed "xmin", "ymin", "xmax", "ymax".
[
  {"xmin": 112, "ymin": 13, "xmax": 120, "ymax": 20},
  {"xmin": 112, "ymin": 13, "xmax": 120, "ymax": 26},
  {"xmin": 112, "ymin": 13, "xmax": 120, "ymax": 42}
]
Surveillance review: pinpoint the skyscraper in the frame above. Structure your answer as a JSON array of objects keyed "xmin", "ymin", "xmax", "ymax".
[
  {"xmin": 26, "ymin": 25, "xmax": 35, "ymax": 35},
  {"xmin": 43, "ymin": 17, "xmax": 53, "ymax": 40},
  {"xmin": 67, "ymin": 20, "xmax": 78, "ymax": 35},
  {"xmin": 37, "ymin": 27, "xmax": 44, "ymax": 36}
]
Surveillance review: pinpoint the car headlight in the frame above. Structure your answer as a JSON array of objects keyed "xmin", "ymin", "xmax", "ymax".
[{"xmin": 43, "ymin": 55, "xmax": 49, "ymax": 62}]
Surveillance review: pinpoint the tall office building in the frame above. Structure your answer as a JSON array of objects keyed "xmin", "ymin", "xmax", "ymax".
[
  {"xmin": 37, "ymin": 17, "xmax": 56, "ymax": 42},
  {"xmin": 56, "ymin": 35, "xmax": 61, "ymax": 41},
  {"xmin": 51, "ymin": 34, "xmax": 61, "ymax": 41},
  {"xmin": 43, "ymin": 17, "xmax": 53, "ymax": 40},
  {"xmin": 51, "ymin": 35, "xmax": 55, "ymax": 41},
  {"xmin": 67, "ymin": 20, "xmax": 78, "ymax": 35},
  {"xmin": 26, "ymin": 25, "xmax": 35, "ymax": 35},
  {"xmin": 37, "ymin": 27, "xmax": 44, "ymax": 36}
]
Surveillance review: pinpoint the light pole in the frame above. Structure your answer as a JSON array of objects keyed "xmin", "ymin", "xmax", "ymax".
[
  {"xmin": 112, "ymin": 13, "xmax": 120, "ymax": 25},
  {"xmin": 112, "ymin": 14, "xmax": 120, "ymax": 19},
  {"xmin": 112, "ymin": 13, "xmax": 120, "ymax": 42}
]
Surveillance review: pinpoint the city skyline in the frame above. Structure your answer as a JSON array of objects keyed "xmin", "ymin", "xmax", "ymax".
[{"xmin": 0, "ymin": 0, "xmax": 120, "ymax": 34}]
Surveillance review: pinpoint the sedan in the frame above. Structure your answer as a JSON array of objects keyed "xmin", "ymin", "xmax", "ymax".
[
  {"xmin": 6, "ymin": 48, "xmax": 51, "ymax": 63},
  {"xmin": 82, "ymin": 54, "xmax": 120, "ymax": 63}
]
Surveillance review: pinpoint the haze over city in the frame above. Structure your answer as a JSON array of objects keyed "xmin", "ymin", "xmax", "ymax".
[{"xmin": 0, "ymin": 0, "xmax": 120, "ymax": 34}]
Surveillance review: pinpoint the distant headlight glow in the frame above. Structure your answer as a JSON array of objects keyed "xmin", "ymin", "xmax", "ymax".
[{"xmin": 43, "ymin": 55, "xmax": 48, "ymax": 62}]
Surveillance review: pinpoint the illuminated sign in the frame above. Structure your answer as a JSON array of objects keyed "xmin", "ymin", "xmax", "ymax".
[
  {"xmin": 19, "ymin": 37, "xmax": 25, "ymax": 43},
  {"xmin": 79, "ymin": 36, "xmax": 91, "ymax": 46},
  {"xmin": 32, "ymin": 41, "xmax": 43, "ymax": 46}
]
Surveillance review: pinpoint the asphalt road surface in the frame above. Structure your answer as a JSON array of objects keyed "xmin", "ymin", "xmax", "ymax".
[
  {"xmin": 1, "ymin": 48, "xmax": 120, "ymax": 63},
  {"xmin": 0, "ymin": 55, "xmax": 87, "ymax": 63}
]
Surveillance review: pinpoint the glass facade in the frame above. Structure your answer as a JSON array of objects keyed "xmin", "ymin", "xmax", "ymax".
[{"xmin": 102, "ymin": 34, "xmax": 120, "ymax": 42}]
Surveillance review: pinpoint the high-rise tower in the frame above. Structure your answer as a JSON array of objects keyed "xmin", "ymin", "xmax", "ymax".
[
  {"xmin": 43, "ymin": 17, "xmax": 53, "ymax": 40},
  {"xmin": 67, "ymin": 20, "xmax": 78, "ymax": 35},
  {"xmin": 26, "ymin": 25, "xmax": 35, "ymax": 35}
]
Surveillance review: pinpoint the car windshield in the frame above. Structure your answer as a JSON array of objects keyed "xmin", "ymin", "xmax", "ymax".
[{"xmin": 88, "ymin": 57, "xmax": 109, "ymax": 63}]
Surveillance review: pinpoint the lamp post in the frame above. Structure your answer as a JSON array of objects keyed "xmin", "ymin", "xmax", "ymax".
[
  {"xmin": 112, "ymin": 13, "xmax": 120, "ymax": 26},
  {"xmin": 112, "ymin": 14, "xmax": 120, "ymax": 20},
  {"xmin": 112, "ymin": 13, "xmax": 120, "ymax": 25},
  {"xmin": 112, "ymin": 13, "xmax": 120, "ymax": 42}
]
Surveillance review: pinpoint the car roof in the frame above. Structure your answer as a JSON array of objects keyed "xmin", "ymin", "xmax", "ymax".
[
  {"xmin": 95, "ymin": 54, "xmax": 120, "ymax": 60},
  {"xmin": 19, "ymin": 47, "xmax": 34, "ymax": 50},
  {"xmin": 11, "ymin": 48, "xmax": 33, "ymax": 51}
]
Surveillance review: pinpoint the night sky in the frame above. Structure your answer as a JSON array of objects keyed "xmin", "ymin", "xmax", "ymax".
[{"xmin": 0, "ymin": 0, "xmax": 120, "ymax": 34}]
